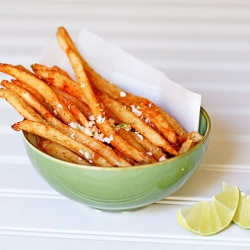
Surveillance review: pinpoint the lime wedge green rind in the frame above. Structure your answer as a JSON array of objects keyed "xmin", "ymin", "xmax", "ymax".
[
  {"xmin": 177, "ymin": 184, "xmax": 239, "ymax": 236},
  {"xmin": 223, "ymin": 182, "xmax": 250, "ymax": 229}
]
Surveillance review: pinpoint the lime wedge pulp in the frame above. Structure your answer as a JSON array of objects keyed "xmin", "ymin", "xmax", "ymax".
[
  {"xmin": 177, "ymin": 184, "xmax": 239, "ymax": 236},
  {"xmin": 223, "ymin": 182, "xmax": 250, "ymax": 229}
]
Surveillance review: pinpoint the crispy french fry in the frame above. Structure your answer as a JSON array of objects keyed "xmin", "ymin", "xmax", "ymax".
[
  {"xmin": 50, "ymin": 85, "xmax": 92, "ymax": 118},
  {"xmin": 116, "ymin": 128, "xmax": 147, "ymax": 153},
  {"xmin": 178, "ymin": 139, "xmax": 192, "ymax": 154},
  {"xmin": 117, "ymin": 94, "xmax": 182, "ymax": 143},
  {"xmin": 1, "ymin": 80, "xmax": 53, "ymax": 122},
  {"xmin": 25, "ymin": 132, "xmax": 39, "ymax": 148},
  {"xmin": 3, "ymin": 81, "xmax": 131, "ymax": 167},
  {"xmin": 189, "ymin": 131, "xmax": 203, "ymax": 143},
  {"xmin": 57, "ymin": 27, "xmax": 122, "ymax": 99},
  {"xmin": 12, "ymin": 120, "xmax": 111, "ymax": 167},
  {"xmin": 58, "ymin": 29, "xmax": 186, "ymax": 139},
  {"xmin": 98, "ymin": 92, "xmax": 178, "ymax": 156},
  {"xmin": 1, "ymin": 26, "xmax": 203, "ymax": 168},
  {"xmin": 11, "ymin": 79, "xmax": 55, "ymax": 115},
  {"xmin": 179, "ymin": 131, "xmax": 203, "ymax": 154},
  {"xmin": 56, "ymin": 28, "xmax": 185, "ymax": 140},
  {"xmin": 158, "ymin": 108, "xmax": 186, "ymax": 137},
  {"xmin": 0, "ymin": 87, "xmax": 45, "ymax": 122},
  {"xmin": 16, "ymin": 64, "xmax": 36, "ymax": 76},
  {"xmin": 31, "ymin": 63, "xmax": 88, "ymax": 104},
  {"xmin": 65, "ymin": 48, "xmax": 155, "ymax": 164},
  {"xmin": 0, "ymin": 63, "xmax": 76, "ymax": 124},
  {"xmin": 38, "ymin": 138, "xmax": 90, "ymax": 165},
  {"xmin": 128, "ymin": 131, "xmax": 168, "ymax": 161},
  {"xmin": 57, "ymin": 94, "xmax": 89, "ymax": 127},
  {"xmin": 112, "ymin": 148, "xmax": 136, "ymax": 166},
  {"xmin": 51, "ymin": 65, "xmax": 71, "ymax": 78},
  {"xmin": 31, "ymin": 64, "xmax": 141, "ymax": 164}
]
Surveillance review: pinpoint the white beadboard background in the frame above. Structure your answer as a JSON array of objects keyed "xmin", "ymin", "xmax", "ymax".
[{"xmin": 0, "ymin": 0, "xmax": 250, "ymax": 249}]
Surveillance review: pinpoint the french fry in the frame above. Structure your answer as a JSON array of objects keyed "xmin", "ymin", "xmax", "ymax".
[
  {"xmin": 56, "ymin": 28, "xmax": 187, "ymax": 139},
  {"xmin": 178, "ymin": 138, "xmax": 193, "ymax": 154},
  {"xmin": 57, "ymin": 94, "xmax": 89, "ymax": 127},
  {"xmin": 16, "ymin": 64, "xmax": 37, "ymax": 76},
  {"xmin": 117, "ymin": 94, "xmax": 184, "ymax": 142},
  {"xmin": 49, "ymin": 119, "xmax": 132, "ymax": 167},
  {"xmin": 0, "ymin": 63, "xmax": 77, "ymax": 124},
  {"xmin": 11, "ymin": 79, "xmax": 55, "ymax": 115},
  {"xmin": 56, "ymin": 28, "xmax": 187, "ymax": 138},
  {"xmin": 1, "ymin": 26, "xmax": 203, "ymax": 168},
  {"xmin": 1, "ymin": 80, "xmax": 54, "ymax": 123},
  {"xmin": 50, "ymin": 85, "xmax": 92, "ymax": 118},
  {"xmin": 0, "ymin": 87, "xmax": 45, "ymax": 123},
  {"xmin": 179, "ymin": 131, "xmax": 203, "ymax": 154},
  {"xmin": 51, "ymin": 65, "xmax": 71, "ymax": 78},
  {"xmin": 25, "ymin": 132, "xmax": 39, "ymax": 148},
  {"xmin": 31, "ymin": 63, "xmax": 88, "ymax": 104},
  {"xmin": 12, "ymin": 120, "xmax": 111, "ymax": 167},
  {"xmin": 2, "ymin": 80, "xmax": 131, "ymax": 167},
  {"xmin": 112, "ymin": 148, "xmax": 136, "ymax": 166},
  {"xmin": 57, "ymin": 27, "xmax": 122, "ymax": 99},
  {"xmin": 38, "ymin": 138, "xmax": 90, "ymax": 165},
  {"xmin": 65, "ymin": 48, "xmax": 155, "ymax": 165},
  {"xmin": 97, "ymin": 92, "xmax": 178, "ymax": 156},
  {"xmin": 116, "ymin": 128, "xmax": 148, "ymax": 154},
  {"xmin": 128, "ymin": 131, "xmax": 168, "ymax": 161},
  {"xmin": 56, "ymin": 26, "xmax": 120, "ymax": 99},
  {"xmin": 158, "ymin": 108, "xmax": 187, "ymax": 137}
]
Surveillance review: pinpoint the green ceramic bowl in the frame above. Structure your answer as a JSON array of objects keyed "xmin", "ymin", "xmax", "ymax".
[{"xmin": 23, "ymin": 107, "xmax": 210, "ymax": 212}]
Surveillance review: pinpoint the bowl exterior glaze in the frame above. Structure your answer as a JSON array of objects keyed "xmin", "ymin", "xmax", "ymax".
[{"xmin": 23, "ymin": 107, "xmax": 210, "ymax": 211}]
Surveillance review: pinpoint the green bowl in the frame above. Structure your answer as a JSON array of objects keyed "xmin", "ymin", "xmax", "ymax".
[{"xmin": 23, "ymin": 107, "xmax": 211, "ymax": 212}]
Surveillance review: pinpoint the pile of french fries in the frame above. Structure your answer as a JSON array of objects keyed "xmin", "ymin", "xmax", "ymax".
[{"xmin": 0, "ymin": 27, "xmax": 203, "ymax": 167}]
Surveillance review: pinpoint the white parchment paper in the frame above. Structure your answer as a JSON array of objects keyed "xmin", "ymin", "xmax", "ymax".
[{"xmin": 40, "ymin": 28, "xmax": 201, "ymax": 132}]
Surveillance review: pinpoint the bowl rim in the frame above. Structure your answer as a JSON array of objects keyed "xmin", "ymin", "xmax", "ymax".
[{"xmin": 23, "ymin": 106, "xmax": 211, "ymax": 171}]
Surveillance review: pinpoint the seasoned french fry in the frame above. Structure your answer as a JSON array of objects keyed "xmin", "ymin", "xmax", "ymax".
[
  {"xmin": 116, "ymin": 128, "xmax": 147, "ymax": 153},
  {"xmin": 56, "ymin": 27, "xmax": 186, "ymax": 139},
  {"xmin": 56, "ymin": 28, "xmax": 186, "ymax": 139},
  {"xmin": 51, "ymin": 65, "xmax": 71, "ymax": 78},
  {"xmin": 57, "ymin": 94, "xmax": 89, "ymax": 127},
  {"xmin": 12, "ymin": 120, "xmax": 111, "ymax": 167},
  {"xmin": 158, "ymin": 108, "xmax": 187, "ymax": 137},
  {"xmin": 0, "ymin": 63, "xmax": 77, "ymax": 124},
  {"xmin": 117, "ymin": 94, "xmax": 183, "ymax": 143},
  {"xmin": 0, "ymin": 87, "xmax": 45, "ymax": 122},
  {"xmin": 31, "ymin": 63, "xmax": 88, "ymax": 104},
  {"xmin": 65, "ymin": 48, "xmax": 155, "ymax": 164},
  {"xmin": 11, "ymin": 79, "xmax": 55, "ymax": 115},
  {"xmin": 97, "ymin": 92, "xmax": 178, "ymax": 156},
  {"xmin": 25, "ymin": 132, "xmax": 39, "ymax": 148},
  {"xmin": 128, "ymin": 131, "xmax": 168, "ymax": 161},
  {"xmin": 1, "ymin": 26, "xmax": 203, "ymax": 168},
  {"xmin": 178, "ymin": 138, "xmax": 193, "ymax": 154},
  {"xmin": 3, "ymin": 81, "xmax": 131, "ymax": 167},
  {"xmin": 179, "ymin": 131, "xmax": 203, "ymax": 154},
  {"xmin": 57, "ymin": 27, "xmax": 79, "ymax": 56},
  {"xmin": 189, "ymin": 131, "xmax": 203, "ymax": 143},
  {"xmin": 50, "ymin": 85, "xmax": 91, "ymax": 118},
  {"xmin": 38, "ymin": 138, "xmax": 90, "ymax": 165},
  {"xmin": 57, "ymin": 27, "xmax": 122, "ymax": 99},
  {"xmin": 1, "ymin": 80, "xmax": 53, "ymax": 122}
]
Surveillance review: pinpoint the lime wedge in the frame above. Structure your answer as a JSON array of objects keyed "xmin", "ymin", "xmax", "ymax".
[
  {"xmin": 223, "ymin": 182, "xmax": 250, "ymax": 229},
  {"xmin": 177, "ymin": 184, "xmax": 239, "ymax": 235}
]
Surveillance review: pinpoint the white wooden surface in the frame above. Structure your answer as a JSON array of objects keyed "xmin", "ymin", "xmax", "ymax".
[{"xmin": 1, "ymin": 0, "xmax": 250, "ymax": 249}]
